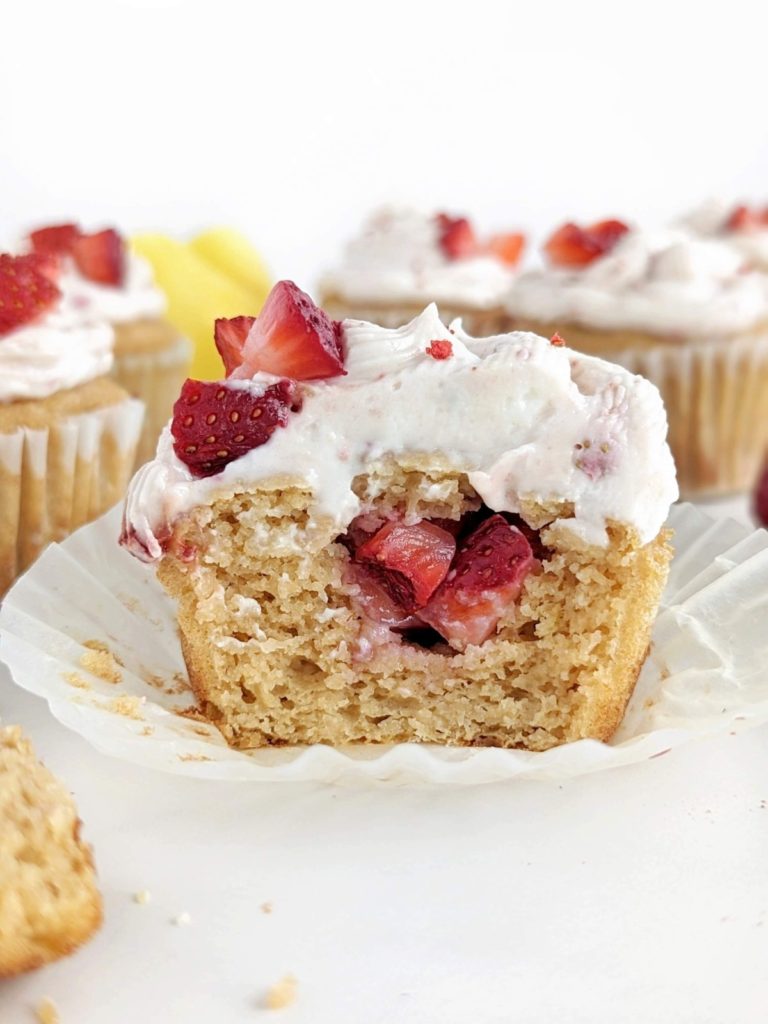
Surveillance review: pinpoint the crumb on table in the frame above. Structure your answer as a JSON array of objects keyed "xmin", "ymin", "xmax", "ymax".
[
  {"xmin": 133, "ymin": 890, "xmax": 152, "ymax": 905},
  {"xmin": 171, "ymin": 912, "xmax": 191, "ymax": 926},
  {"xmin": 35, "ymin": 998, "xmax": 59, "ymax": 1024},
  {"xmin": 264, "ymin": 975, "xmax": 297, "ymax": 1010},
  {"xmin": 261, "ymin": 901, "xmax": 273, "ymax": 915}
]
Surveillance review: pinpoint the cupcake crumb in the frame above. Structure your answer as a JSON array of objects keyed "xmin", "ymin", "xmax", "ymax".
[
  {"xmin": 107, "ymin": 695, "xmax": 145, "ymax": 720},
  {"xmin": 264, "ymin": 975, "xmax": 297, "ymax": 1010},
  {"xmin": 35, "ymin": 998, "xmax": 59, "ymax": 1024},
  {"xmin": 62, "ymin": 671, "xmax": 91, "ymax": 691},
  {"xmin": 133, "ymin": 890, "xmax": 152, "ymax": 905},
  {"xmin": 80, "ymin": 644, "xmax": 123, "ymax": 684},
  {"xmin": 171, "ymin": 912, "xmax": 191, "ymax": 926},
  {"xmin": 261, "ymin": 901, "xmax": 273, "ymax": 914}
]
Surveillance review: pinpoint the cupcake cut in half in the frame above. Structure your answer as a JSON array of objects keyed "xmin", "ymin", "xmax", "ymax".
[
  {"xmin": 505, "ymin": 219, "xmax": 768, "ymax": 497},
  {"xmin": 319, "ymin": 206, "xmax": 525, "ymax": 336},
  {"xmin": 122, "ymin": 281, "xmax": 677, "ymax": 752},
  {"xmin": 26, "ymin": 222, "xmax": 191, "ymax": 466}
]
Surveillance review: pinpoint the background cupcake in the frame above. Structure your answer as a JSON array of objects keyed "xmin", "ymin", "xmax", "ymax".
[
  {"xmin": 0, "ymin": 252, "xmax": 142, "ymax": 594},
  {"xmin": 681, "ymin": 199, "xmax": 768, "ymax": 274},
  {"xmin": 504, "ymin": 219, "xmax": 768, "ymax": 496},
  {"xmin": 319, "ymin": 207, "xmax": 525, "ymax": 334},
  {"xmin": 26, "ymin": 223, "xmax": 191, "ymax": 465}
]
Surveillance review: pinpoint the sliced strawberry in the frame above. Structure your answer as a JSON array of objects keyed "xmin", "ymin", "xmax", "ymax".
[
  {"xmin": 0, "ymin": 253, "xmax": 61, "ymax": 337},
  {"xmin": 71, "ymin": 228, "xmax": 125, "ymax": 286},
  {"xmin": 344, "ymin": 562, "xmax": 421, "ymax": 629},
  {"xmin": 544, "ymin": 219, "xmax": 629, "ymax": 268},
  {"xmin": 234, "ymin": 280, "xmax": 345, "ymax": 381},
  {"xmin": 420, "ymin": 515, "xmax": 534, "ymax": 649},
  {"xmin": 214, "ymin": 315, "xmax": 256, "ymax": 375},
  {"xmin": 29, "ymin": 223, "xmax": 80, "ymax": 256},
  {"xmin": 485, "ymin": 232, "xmax": 525, "ymax": 267},
  {"xmin": 754, "ymin": 462, "xmax": 768, "ymax": 528},
  {"xmin": 355, "ymin": 520, "xmax": 456, "ymax": 615},
  {"xmin": 171, "ymin": 377, "xmax": 300, "ymax": 477},
  {"xmin": 425, "ymin": 339, "xmax": 453, "ymax": 360},
  {"xmin": 435, "ymin": 213, "xmax": 478, "ymax": 260},
  {"xmin": 726, "ymin": 205, "xmax": 768, "ymax": 232}
]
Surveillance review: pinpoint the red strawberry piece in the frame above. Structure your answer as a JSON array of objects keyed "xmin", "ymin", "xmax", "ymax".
[
  {"xmin": 344, "ymin": 562, "xmax": 422, "ymax": 629},
  {"xmin": 435, "ymin": 213, "xmax": 478, "ymax": 260},
  {"xmin": 0, "ymin": 253, "xmax": 62, "ymax": 337},
  {"xmin": 171, "ymin": 377, "xmax": 300, "ymax": 478},
  {"xmin": 235, "ymin": 281, "xmax": 345, "ymax": 382},
  {"xmin": 755, "ymin": 462, "xmax": 768, "ymax": 528},
  {"xmin": 420, "ymin": 514, "xmax": 534, "ymax": 649},
  {"xmin": 550, "ymin": 332, "xmax": 566, "ymax": 347},
  {"xmin": 425, "ymin": 339, "xmax": 453, "ymax": 360},
  {"xmin": 355, "ymin": 520, "xmax": 456, "ymax": 615},
  {"xmin": 29, "ymin": 223, "xmax": 80, "ymax": 255},
  {"xmin": 544, "ymin": 219, "xmax": 629, "ymax": 268},
  {"xmin": 71, "ymin": 228, "xmax": 125, "ymax": 286},
  {"xmin": 214, "ymin": 315, "xmax": 256, "ymax": 376},
  {"xmin": 485, "ymin": 232, "xmax": 525, "ymax": 267}
]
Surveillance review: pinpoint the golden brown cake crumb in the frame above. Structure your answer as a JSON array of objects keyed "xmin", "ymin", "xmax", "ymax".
[
  {"xmin": 261, "ymin": 902, "xmax": 273, "ymax": 915},
  {"xmin": 264, "ymin": 975, "xmax": 297, "ymax": 1010},
  {"xmin": 62, "ymin": 672, "xmax": 91, "ymax": 691},
  {"xmin": 106, "ymin": 695, "xmax": 144, "ymax": 720},
  {"xmin": 35, "ymin": 997, "xmax": 59, "ymax": 1024},
  {"xmin": 133, "ymin": 890, "xmax": 152, "ymax": 905},
  {"xmin": 79, "ymin": 648, "xmax": 122, "ymax": 685}
]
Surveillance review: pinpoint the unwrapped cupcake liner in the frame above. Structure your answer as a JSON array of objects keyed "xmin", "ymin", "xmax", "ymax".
[
  {"xmin": 613, "ymin": 333, "xmax": 768, "ymax": 498},
  {"xmin": 112, "ymin": 335, "xmax": 192, "ymax": 466},
  {"xmin": 1, "ymin": 502, "xmax": 767, "ymax": 785},
  {"xmin": 0, "ymin": 398, "xmax": 143, "ymax": 596}
]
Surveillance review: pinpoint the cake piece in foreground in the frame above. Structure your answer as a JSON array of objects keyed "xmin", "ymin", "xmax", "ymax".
[
  {"xmin": 0, "ymin": 727, "xmax": 102, "ymax": 976},
  {"xmin": 121, "ymin": 281, "xmax": 678, "ymax": 751}
]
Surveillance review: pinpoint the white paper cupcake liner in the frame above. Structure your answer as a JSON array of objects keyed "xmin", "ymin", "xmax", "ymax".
[
  {"xmin": 612, "ymin": 333, "xmax": 768, "ymax": 498},
  {"xmin": 1, "ymin": 503, "xmax": 767, "ymax": 785}
]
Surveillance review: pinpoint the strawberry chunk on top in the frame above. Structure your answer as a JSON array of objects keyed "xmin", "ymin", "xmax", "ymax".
[
  {"xmin": 71, "ymin": 228, "xmax": 125, "ymax": 286},
  {"xmin": 233, "ymin": 280, "xmax": 345, "ymax": 382},
  {"xmin": 485, "ymin": 232, "xmax": 525, "ymax": 267},
  {"xmin": 354, "ymin": 520, "xmax": 457, "ymax": 615},
  {"xmin": 29, "ymin": 223, "xmax": 80, "ymax": 256},
  {"xmin": 214, "ymin": 315, "xmax": 256, "ymax": 376},
  {"xmin": 420, "ymin": 514, "xmax": 534, "ymax": 649},
  {"xmin": 544, "ymin": 219, "xmax": 630, "ymax": 268},
  {"xmin": 171, "ymin": 377, "xmax": 300, "ymax": 478},
  {"xmin": 726, "ymin": 205, "xmax": 768, "ymax": 232},
  {"xmin": 0, "ymin": 253, "xmax": 62, "ymax": 337},
  {"xmin": 435, "ymin": 213, "xmax": 478, "ymax": 260}
]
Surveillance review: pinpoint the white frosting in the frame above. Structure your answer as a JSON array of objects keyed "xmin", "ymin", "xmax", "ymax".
[
  {"xmin": 320, "ymin": 207, "xmax": 518, "ymax": 309},
  {"xmin": 0, "ymin": 290, "xmax": 114, "ymax": 402},
  {"xmin": 123, "ymin": 304, "xmax": 677, "ymax": 561},
  {"xmin": 681, "ymin": 199, "xmax": 768, "ymax": 269},
  {"xmin": 505, "ymin": 227, "xmax": 768, "ymax": 337},
  {"xmin": 55, "ymin": 251, "xmax": 166, "ymax": 324}
]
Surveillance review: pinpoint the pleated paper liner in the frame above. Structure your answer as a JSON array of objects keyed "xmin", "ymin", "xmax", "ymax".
[
  {"xmin": 1, "ymin": 503, "xmax": 767, "ymax": 785},
  {"xmin": 0, "ymin": 397, "xmax": 144, "ymax": 596}
]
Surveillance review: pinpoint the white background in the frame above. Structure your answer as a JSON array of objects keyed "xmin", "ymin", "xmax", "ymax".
[
  {"xmin": 3, "ymin": 0, "xmax": 768, "ymax": 287},
  {"xmin": 2, "ymin": 3, "xmax": 768, "ymax": 1021}
]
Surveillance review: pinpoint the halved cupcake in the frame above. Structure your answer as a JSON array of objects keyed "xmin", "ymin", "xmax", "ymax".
[
  {"xmin": 0, "ymin": 252, "xmax": 142, "ymax": 594},
  {"xmin": 121, "ymin": 282, "xmax": 676, "ymax": 752},
  {"xmin": 319, "ymin": 207, "xmax": 524, "ymax": 335},
  {"xmin": 26, "ymin": 223, "xmax": 191, "ymax": 465},
  {"xmin": 504, "ymin": 219, "xmax": 768, "ymax": 496}
]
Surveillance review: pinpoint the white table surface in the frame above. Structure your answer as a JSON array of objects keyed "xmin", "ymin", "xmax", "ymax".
[{"xmin": 1, "ymin": 497, "xmax": 767, "ymax": 1024}]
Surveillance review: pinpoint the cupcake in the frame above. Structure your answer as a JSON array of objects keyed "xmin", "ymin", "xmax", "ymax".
[
  {"xmin": 504, "ymin": 219, "xmax": 768, "ymax": 496},
  {"xmin": 121, "ymin": 281, "xmax": 676, "ymax": 752},
  {"xmin": 319, "ymin": 207, "xmax": 525, "ymax": 334},
  {"xmin": 0, "ymin": 725, "xmax": 102, "ymax": 977},
  {"xmin": 0, "ymin": 252, "xmax": 142, "ymax": 594},
  {"xmin": 26, "ymin": 223, "xmax": 192, "ymax": 465},
  {"xmin": 682, "ymin": 199, "xmax": 768, "ymax": 273}
]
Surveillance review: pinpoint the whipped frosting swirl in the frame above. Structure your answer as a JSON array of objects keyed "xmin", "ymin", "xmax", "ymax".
[
  {"xmin": 123, "ymin": 304, "xmax": 677, "ymax": 560},
  {"xmin": 505, "ymin": 227, "xmax": 768, "ymax": 337},
  {"xmin": 681, "ymin": 199, "xmax": 768, "ymax": 270},
  {"xmin": 320, "ymin": 207, "xmax": 518, "ymax": 309},
  {"xmin": 55, "ymin": 251, "xmax": 166, "ymax": 324},
  {"xmin": 0, "ymin": 291, "xmax": 114, "ymax": 402}
]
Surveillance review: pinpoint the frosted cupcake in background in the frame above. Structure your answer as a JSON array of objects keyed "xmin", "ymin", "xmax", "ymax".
[
  {"xmin": 504, "ymin": 218, "xmax": 768, "ymax": 496},
  {"xmin": 0, "ymin": 252, "xmax": 142, "ymax": 594},
  {"xmin": 25, "ymin": 223, "xmax": 191, "ymax": 465},
  {"xmin": 319, "ymin": 207, "xmax": 525, "ymax": 335},
  {"xmin": 681, "ymin": 199, "xmax": 768, "ymax": 274}
]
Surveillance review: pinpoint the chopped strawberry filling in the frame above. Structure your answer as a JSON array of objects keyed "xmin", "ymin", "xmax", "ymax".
[
  {"xmin": 544, "ymin": 219, "xmax": 629, "ymax": 268},
  {"xmin": 435, "ymin": 213, "xmax": 478, "ymax": 260},
  {"xmin": 171, "ymin": 377, "xmax": 300, "ymax": 478},
  {"xmin": 420, "ymin": 515, "xmax": 534, "ymax": 649},
  {"xmin": 484, "ymin": 232, "xmax": 525, "ymax": 267},
  {"xmin": 0, "ymin": 253, "xmax": 62, "ymax": 337},
  {"xmin": 232, "ymin": 280, "xmax": 345, "ymax": 381},
  {"xmin": 214, "ymin": 315, "xmax": 256, "ymax": 376},
  {"xmin": 355, "ymin": 520, "xmax": 456, "ymax": 615},
  {"xmin": 755, "ymin": 462, "xmax": 768, "ymax": 528}
]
